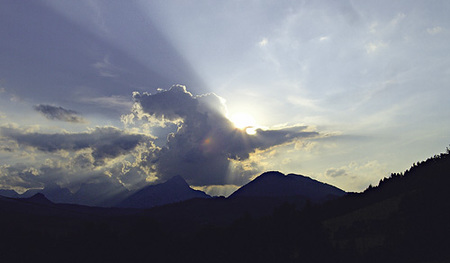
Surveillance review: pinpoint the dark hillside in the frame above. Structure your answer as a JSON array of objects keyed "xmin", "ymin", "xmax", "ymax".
[
  {"xmin": 320, "ymin": 148, "xmax": 450, "ymax": 262},
  {"xmin": 229, "ymin": 171, "xmax": 346, "ymax": 201},
  {"xmin": 117, "ymin": 175, "xmax": 211, "ymax": 209},
  {"xmin": 174, "ymin": 148, "xmax": 450, "ymax": 262},
  {"xmin": 1, "ymin": 148, "xmax": 449, "ymax": 262}
]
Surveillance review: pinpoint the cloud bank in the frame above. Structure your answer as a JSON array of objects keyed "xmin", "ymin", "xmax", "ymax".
[
  {"xmin": 0, "ymin": 126, "xmax": 155, "ymax": 204},
  {"xmin": 1, "ymin": 85, "xmax": 319, "ymax": 200},
  {"xmin": 0, "ymin": 126, "xmax": 151, "ymax": 165},
  {"xmin": 125, "ymin": 85, "xmax": 318, "ymax": 186}
]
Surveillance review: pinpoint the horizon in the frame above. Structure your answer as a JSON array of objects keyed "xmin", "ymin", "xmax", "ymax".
[{"xmin": 1, "ymin": 1, "xmax": 450, "ymax": 200}]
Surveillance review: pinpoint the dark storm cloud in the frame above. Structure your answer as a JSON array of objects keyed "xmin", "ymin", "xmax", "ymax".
[
  {"xmin": 132, "ymin": 85, "xmax": 318, "ymax": 185},
  {"xmin": 0, "ymin": 126, "xmax": 152, "ymax": 164},
  {"xmin": 33, "ymin": 104, "xmax": 86, "ymax": 123}
]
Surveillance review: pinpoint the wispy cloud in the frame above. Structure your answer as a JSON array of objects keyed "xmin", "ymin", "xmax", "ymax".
[
  {"xmin": 33, "ymin": 104, "xmax": 86, "ymax": 123},
  {"xmin": 427, "ymin": 26, "xmax": 443, "ymax": 35},
  {"xmin": 326, "ymin": 168, "xmax": 347, "ymax": 177},
  {"xmin": 82, "ymin": 95, "xmax": 133, "ymax": 111},
  {"xmin": 92, "ymin": 56, "xmax": 119, "ymax": 78},
  {"xmin": 319, "ymin": 36, "xmax": 329, "ymax": 42},
  {"xmin": 258, "ymin": 37, "xmax": 268, "ymax": 47},
  {"xmin": 365, "ymin": 41, "xmax": 388, "ymax": 54}
]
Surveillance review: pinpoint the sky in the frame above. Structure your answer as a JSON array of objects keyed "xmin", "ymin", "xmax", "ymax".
[{"xmin": 1, "ymin": 0, "xmax": 450, "ymax": 198}]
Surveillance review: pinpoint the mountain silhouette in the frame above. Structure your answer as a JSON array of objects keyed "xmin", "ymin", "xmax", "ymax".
[
  {"xmin": 21, "ymin": 193, "xmax": 54, "ymax": 205},
  {"xmin": 313, "ymin": 148, "xmax": 450, "ymax": 262},
  {"xmin": 0, "ymin": 189, "xmax": 20, "ymax": 198},
  {"xmin": 16, "ymin": 181, "xmax": 129, "ymax": 207},
  {"xmin": 229, "ymin": 171, "xmax": 346, "ymax": 201},
  {"xmin": 22, "ymin": 184, "xmax": 73, "ymax": 203},
  {"xmin": 140, "ymin": 171, "xmax": 347, "ymax": 230},
  {"xmin": 117, "ymin": 175, "xmax": 211, "ymax": 208},
  {"xmin": 2, "ymin": 148, "xmax": 450, "ymax": 262}
]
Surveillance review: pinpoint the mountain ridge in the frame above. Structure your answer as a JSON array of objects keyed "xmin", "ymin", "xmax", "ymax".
[
  {"xmin": 229, "ymin": 171, "xmax": 346, "ymax": 201},
  {"xmin": 1, "ymin": 148, "xmax": 450, "ymax": 262},
  {"xmin": 22, "ymin": 193, "xmax": 54, "ymax": 205},
  {"xmin": 117, "ymin": 175, "xmax": 211, "ymax": 209}
]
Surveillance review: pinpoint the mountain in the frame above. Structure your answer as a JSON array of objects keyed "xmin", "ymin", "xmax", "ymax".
[
  {"xmin": 315, "ymin": 149, "xmax": 450, "ymax": 262},
  {"xmin": 117, "ymin": 175, "xmax": 211, "ymax": 208},
  {"xmin": 21, "ymin": 193, "xmax": 54, "ymax": 205},
  {"xmin": 229, "ymin": 171, "xmax": 346, "ymax": 201},
  {"xmin": 22, "ymin": 184, "xmax": 73, "ymax": 204},
  {"xmin": 139, "ymin": 172, "xmax": 346, "ymax": 229},
  {"xmin": 71, "ymin": 181, "xmax": 129, "ymax": 207},
  {"xmin": 131, "ymin": 172, "xmax": 347, "ymax": 229},
  {"xmin": 2, "ymin": 150, "xmax": 450, "ymax": 262},
  {"xmin": 18, "ymin": 181, "xmax": 129, "ymax": 207},
  {"xmin": 0, "ymin": 189, "xmax": 20, "ymax": 198},
  {"xmin": 3, "ymin": 176, "xmax": 205, "ymax": 208}
]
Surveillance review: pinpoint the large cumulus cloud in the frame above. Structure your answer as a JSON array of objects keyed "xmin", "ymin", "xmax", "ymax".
[
  {"xmin": 127, "ymin": 85, "xmax": 318, "ymax": 186},
  {"xmin": 0, "ymin": 85, "xmax": 319, "ymax": 199}
]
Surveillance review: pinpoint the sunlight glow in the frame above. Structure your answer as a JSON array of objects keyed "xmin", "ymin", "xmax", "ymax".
[
  {"xmin": 245, "ymin": 127, "xmax": 257, "ymax": 135},
  {"xmin": 230, "ymin": 113, "xmax": 257, "ymax": 135}
]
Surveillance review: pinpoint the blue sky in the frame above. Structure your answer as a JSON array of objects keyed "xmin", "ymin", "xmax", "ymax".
[{"xmin": 1, "ymin": 0, "xmax": 449, "ymax": 197}]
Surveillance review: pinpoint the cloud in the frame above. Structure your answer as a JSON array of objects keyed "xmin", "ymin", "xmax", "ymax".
[
  {"xmin": 1, "ymin": 85, "xmax": 320, "ymax": 198},
  {"xmin": 0, "ymin": 126, "xmax": 152, "ymax": 165},
  {"xmin": 0, "ymin": 126, "xmax": 157, "ymax": 202},
  {"xmin": 92, "ymin": 55, "xmax": 119, "ymax": 78},
  {"xmin": 34, "ymin": 104, "xmax": 86, "ymax": 123},
  {"xmin": 318, "ymin": 160, "xmax": 389, "ymax": 192},
  {"xmin": 128, "ymin": 85, "xmax": 318, "ymax": 186},
  {"xmin": 0, "ymin": 160, "xmax": 131, "ymax": 206},
  {"xmin": 326, "ymin": 168, "xmax": 347, "ymax": 177},
  {"xmin": 259, "ymin": 37, "xmax": 268, "ymax": 47},
  {"xmin": 131, "ymin": 85, "xmax": 197, "ymax": 122},
  {"xmin": 81, "ymin": 95, "xmax": 133, "ymax": 111},
  {"xmin": 0, "ymin": 164, "xmax": 43, "ymax": 191},
  {"xmin": 427, "ymin": 26, "xmax": 442, "ymax": 35},
  {"xmin": 365, "ymin": 41, "xmax": 387, "ymax": 54},
  {"xmin": 192, "ymin": 184, "xmax": 240, "ymax": 197}
]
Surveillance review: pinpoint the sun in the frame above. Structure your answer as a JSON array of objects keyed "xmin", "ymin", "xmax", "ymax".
[
  {"xmin": 230, "ymin": 112, "xmax": 255, "ymax": 129},
  {"xmin": 229, "ymin": 113, "xmax": 257, "ymax": 135}
]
